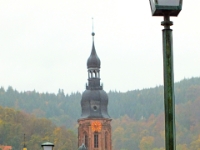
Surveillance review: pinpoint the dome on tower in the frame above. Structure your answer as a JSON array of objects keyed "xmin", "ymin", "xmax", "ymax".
[
  {"xmin": 87, "ymin": 32, "xmax": 101, "ymax": 68},
  {"xmin": 80, "ymin": 89, "xmax": 110, "ymax": 119}
]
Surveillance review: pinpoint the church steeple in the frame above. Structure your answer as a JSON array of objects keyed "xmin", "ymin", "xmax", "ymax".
[
  {"xmin": 78, "ymin": 25, "xmax": 112, "ymax": 150},
  {"xmin": 81, "ymin": 32, "xmax": 109, "ymax": 118}
]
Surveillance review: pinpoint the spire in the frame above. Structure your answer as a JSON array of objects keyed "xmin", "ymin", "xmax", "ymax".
[
  {"xmin": 87, "ymin": 18, "xmax": 100, "ymax": 68},
  {"xmin": 91, "ymin": 17, "xmax": 96, "ymax": 55},
  {"xmin": 92, "ymin": 17, "xmax": 95, "ymax": 37},
  {"xmin": 80, "ymin": 19, "xmax": 110, "ymax": 120}
]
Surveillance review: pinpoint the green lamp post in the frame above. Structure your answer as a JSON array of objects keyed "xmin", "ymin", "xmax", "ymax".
[
  {"xmin": 149, "ymin": 0, "xmax": 183, "ymax": 150},
  {"xmin": 41, "ymin": 142, "xmax": 54, "ymax": 150}
]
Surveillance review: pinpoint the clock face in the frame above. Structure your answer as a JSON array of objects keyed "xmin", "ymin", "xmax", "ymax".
[{"xmin": 91, "ymin": 121, "xmax": 102, "ymax": 132}]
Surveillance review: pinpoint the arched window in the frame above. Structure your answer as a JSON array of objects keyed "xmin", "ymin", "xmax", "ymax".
[
  {"xmin": 105, "ymin": 132, "xmax": 108, "ymax": 149},
  {"xmin": 90, "ymin": 71, "xmax": 93, "ymax": 78},
  {"xmin": 84, "ymin": 133, "xmax": 88, "ymax": 148},
  {"xmin": 94, "ymin": 132, "xmax": 98, "ymax": 148},
  {"xmin": 93, "ymin": 71, "xmax": 96, "ymax": 78},
  {"xmin": 95, "ymin": 71, "xmax": 97, "ymax": 78}
]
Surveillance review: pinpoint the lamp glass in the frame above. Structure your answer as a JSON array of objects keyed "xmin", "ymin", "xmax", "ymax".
[
  {"xmin": 42, "ymin": 146, "xmax": 53, "ymax": 150},
  {"xmin": 149, "ymin": 0, "xmax": 182, "ymax": 16},
  {"xmin": 150, "ymin": 0, "xmax": 181, "ymax": 7},
  {"xmin": 156, "ymin": 0, "xmax": 180, "ymax": 6}
]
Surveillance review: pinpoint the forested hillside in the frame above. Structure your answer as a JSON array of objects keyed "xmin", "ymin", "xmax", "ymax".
[
  {"xmin": 0, "ymin": 106, "xmax": 77, "ymax": 150},
  {"xmin": 0, "ymin": 77, "xmax": 199, "ymax": 127},
  {"xmin": 0, "ymin": 77, "xmax": 200, "ymax": 149}
]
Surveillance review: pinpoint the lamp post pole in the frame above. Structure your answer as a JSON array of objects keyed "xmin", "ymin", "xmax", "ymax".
[
  {"xmin": 149, "ymin": 1, "xmax": 182, "ymax": 149},
  {"xmin": 161, "ymin": 15, "xmax": 176, "ymax": 150}
]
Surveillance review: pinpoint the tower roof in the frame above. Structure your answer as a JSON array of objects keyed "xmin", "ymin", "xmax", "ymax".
[
  {"xmin": 81, "ymin": 90, "xmax": 110, "ymax": 119},
  {"xmin": 80, "ymin": 31, "xmax": 110, "ymax": 120},
  {"xmin": 87, "ymin": 32, "xmax": 101, "ymax": 68}
]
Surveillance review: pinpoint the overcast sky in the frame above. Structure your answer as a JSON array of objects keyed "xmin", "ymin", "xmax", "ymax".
[{"xmin": 0, "ymin": 0, "xmax": 199, "ymax": 94}]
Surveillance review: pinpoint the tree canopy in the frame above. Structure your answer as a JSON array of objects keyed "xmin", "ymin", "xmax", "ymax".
[{"xmin": 0, "ymin": 77, "xmax": 200, "ymax": 149}]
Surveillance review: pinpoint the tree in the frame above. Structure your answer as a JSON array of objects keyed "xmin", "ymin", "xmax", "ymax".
[{"xmin": 139, "ymin": 136, "xmax": 154, "ymax": 150}]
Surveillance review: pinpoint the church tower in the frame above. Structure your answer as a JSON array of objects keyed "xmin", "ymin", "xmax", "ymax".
[{"xmin": 78, "ymin": 31, "xmax": 112, "ymax": 150}]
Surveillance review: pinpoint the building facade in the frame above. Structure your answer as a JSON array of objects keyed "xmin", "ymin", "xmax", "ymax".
[{"xmin": 78, "ymin": 32, "xmax": 112, "ymax": 150}]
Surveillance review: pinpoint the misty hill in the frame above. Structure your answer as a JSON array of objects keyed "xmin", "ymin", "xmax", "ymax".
[
  {"xmin": 0, "ymin": 77, "xmax": 200, "ymax": 149},
  {"xmin": 0, "ymin": 77, "xmax": 199, "ymax": 128},
  {"xmin": 109, "ymin": 76, "xmax": 200, "ymax": 120}
]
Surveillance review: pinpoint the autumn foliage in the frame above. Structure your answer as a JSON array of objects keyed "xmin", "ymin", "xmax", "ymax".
[
  {"xmin": 0, "ymin": 77, "xmax": 200, "ymax": 149},
  {"xmin": 0, "ymin": 106, "xmax": 77, "ymax": 150}
]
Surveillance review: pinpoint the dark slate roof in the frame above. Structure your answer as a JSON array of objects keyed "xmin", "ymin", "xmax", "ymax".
[
  {"xmin": 87, "ymin": 33, "xmax": 101, "ymax": 68},
  {"xmin": 80, "ymin": 89, "xmax": 110, "ymax": 119},
  {"xmin": 80, "ymin": 32, "xmax": 110, "ymax": 120}
]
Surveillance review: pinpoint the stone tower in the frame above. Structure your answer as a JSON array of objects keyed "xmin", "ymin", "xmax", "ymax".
[{"xmin": 78, "ymin": 32, "xmax": 112, "ymax": 150}]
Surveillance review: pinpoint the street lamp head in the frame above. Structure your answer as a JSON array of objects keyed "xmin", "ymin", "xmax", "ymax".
[
  {"xmin": 41, "ymin": 142, "xmax": 54, "ymax": 150},
  {"xmin": 149, "ymin": 0, "xmax": 183, "ymax": 16}
]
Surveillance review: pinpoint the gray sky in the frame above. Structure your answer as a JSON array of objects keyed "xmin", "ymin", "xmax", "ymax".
[{"xmin": 0, "ymin": 0, "xmax": 199, "ymax": 94}]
